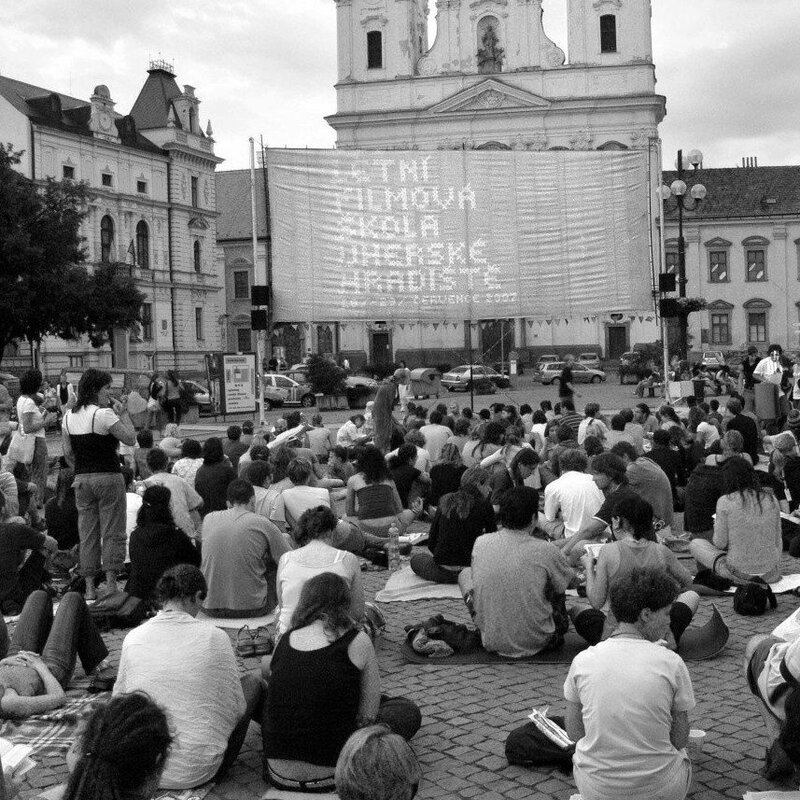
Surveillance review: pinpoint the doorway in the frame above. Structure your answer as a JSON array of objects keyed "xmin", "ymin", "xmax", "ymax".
[
  {"xmin": 480, "ymin": 319, "xmax": 514, "ymax": 365},
  {"xmin": 370, "ymin": 330, "xmax": 392, "ymax": 367},
  {"xmin": 607, "ymin": 326, "xmax": 629, "ymax": 360}
]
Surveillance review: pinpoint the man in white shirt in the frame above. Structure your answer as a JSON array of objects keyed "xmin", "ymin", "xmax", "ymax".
[
  {"xmin": 420, "ymin": 410, "xmax": 452, "ymax": 463},
  {"xmin": 542, "ymin": 449, "xmax": 604, "ymax": 539},
  {"xmin": 270, "ymin": 458, "xmax": 333, "ymax": 530},
  {"xmin": 395, "ymin": 360, "xmax": 412, "ymax": 412},
  {"xmin": 754, "ymin": 344, "xmax": 785, "ymax": 382}
]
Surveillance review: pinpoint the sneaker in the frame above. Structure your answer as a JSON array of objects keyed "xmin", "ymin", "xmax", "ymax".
[
  {"xmin": 236, "ymin": 625, "xmax": 256, "ymax": 657},
  {"xmin": 250, "ymin": 626, "xmax": 274, "ymax": 657},
  {"xmin": 363, "ymin": 602, "xmax": 386, "ymax": 639}
]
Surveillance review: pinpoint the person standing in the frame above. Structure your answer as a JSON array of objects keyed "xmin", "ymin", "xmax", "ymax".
[
  {"xmin": 0, "ymin": 376, "xmax": 11, "ymax": 442},
  {"xmin": 62, "ymin": 369, "xmax": 137, "ymax": 600},
  {"xmin": 56, "ymin": 371, "xmax": 77, "ymax": 417},
  {"xmin": 558, "ymin": 355, "xmax": 579, "ymax": 404},
  {"xmin": 395, "ymin": 361, "xmax": 412, "ymax": 413},
  {"xmin": 162, "ymin": 370, "xmax": 184, "ymax": 425}
]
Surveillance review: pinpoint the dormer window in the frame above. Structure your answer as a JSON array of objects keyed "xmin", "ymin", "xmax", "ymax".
[
  {"xmin": 600, "ymin": 14, "xmax": 617, "ymax": 53},
  {"xmin": 188, "ymin": 107, "xmax": 196, "ymax": 133},
  {"xmin": 367, "ymin": 31, "xmax": 383, "ymax": 69}
]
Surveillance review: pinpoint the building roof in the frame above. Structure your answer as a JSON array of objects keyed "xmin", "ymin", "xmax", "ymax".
[
  {"xmin": 129, "ymin": 67, "xmax": 183, "ymax": 131},
  {"xmin": 663, "ymin": 166, "xmax": 800, "ymax": 220},
  {"xmin": 216, "ymin": 169, "xmax": 269, "ymax": 241},
  {"xmin": 0, "ymin": 74, "xmax": 164, "ymax": 155}
]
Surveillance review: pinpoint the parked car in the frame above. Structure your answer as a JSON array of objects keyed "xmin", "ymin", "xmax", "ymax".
[
  {"xmin": 536, "ymin": 354, "xmax": 559, "ymax": 371},
  {"xmin": 181, "ymin": 379, "xmax": 212, "ymax": 413},
  {"xmin": 700, "ymin": 350, "xmax": 726, "ymax": 368},
  {"xmin": 287, "ymin": 365, "xmax": 379, "ymax": 392},
  {"xmin": 577, "ymin": 352, "xmax": 601, "ymax": 369},
  {"xmin": 441, "ymin": 365, "xmax": 510, "ymax": 392},
  {"xmin": 262, "ymin": 373, "xmax": 316, "ymax": 409},
  {"xmin": 537, "ymin": 362, "xmax": 606, "ymax": 385}
]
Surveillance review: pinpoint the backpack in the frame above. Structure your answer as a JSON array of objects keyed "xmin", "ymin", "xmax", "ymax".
[
  {"xmin": 505, "ymin": 716, "xmax": 575, "ymax": 773},
  {"xmin": 88, "ymin": 591, "xmax": 147, "ymax": 630},
  {"xmin": 733, "ymin": 580, "xmax": 777, "ymax": 616}
]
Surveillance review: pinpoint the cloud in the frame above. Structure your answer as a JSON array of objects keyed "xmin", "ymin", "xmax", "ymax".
[{"xmin": 0, "ymin": 0, "xmax": 798, "ymax": 168}]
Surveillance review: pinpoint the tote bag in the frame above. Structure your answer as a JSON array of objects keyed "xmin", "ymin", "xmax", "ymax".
[{"xmin": 7, "ymin": 429, "xmax": 35, "ymax": 465}]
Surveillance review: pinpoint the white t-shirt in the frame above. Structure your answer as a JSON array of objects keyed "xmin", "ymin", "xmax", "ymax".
[
  {"xmin": 271, "ymin": 485, "xmax": 331, "ymax": 528},
  {"xmin": 695, "ymin": 420, "xmax": 721, "ymax": 449},
  {"xmin": 142, "ymin": 471, "xmax": 203, "ymax": 537},
  {"xmin": 420, "ymin": 423, "xmax": 453, "ymax": 463},
  {"xmin": 125, "ymin": 491, "xmax": 143, "ymax": 562},
  {"xmin": 543, "ymin": 470, "xmax": 605, "ymax": 537},
  {"xmin": 564, "ymin": 637, "xmax": 695, "ymax": 798},
  {"xmin": 114, "ymin": 610, "xmax": 246, "ymax": 790},
  {"xmin": 17, "ymin": 395, "xmax": 46, "ymax": 438},
  {"xmin": 386, "ymin": 445, "xmax": 431, "ymax": 473}
]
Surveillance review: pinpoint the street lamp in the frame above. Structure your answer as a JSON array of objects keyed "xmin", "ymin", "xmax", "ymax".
[{"xmin": 660, "ymin": 148, "xmax": 707, "ymax": 360}]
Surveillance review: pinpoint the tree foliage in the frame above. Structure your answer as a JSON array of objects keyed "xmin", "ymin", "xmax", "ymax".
[
  {"xmin": 0, "ymin": 144, "xmax": 144, "ymax": 363},
  {"xmin": 307, "ymin": 354, "xmax": 347, "ymax": 395}
]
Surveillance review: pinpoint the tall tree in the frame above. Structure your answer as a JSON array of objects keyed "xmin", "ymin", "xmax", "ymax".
[{"xmin": 0, "ymin": 144, "xmax": 143, "ymax": 364}]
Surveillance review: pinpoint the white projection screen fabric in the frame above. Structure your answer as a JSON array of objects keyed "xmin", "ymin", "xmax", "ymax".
[{"xmin": 266, "ymin": 149, "xmax": 653, "ymax": 322}]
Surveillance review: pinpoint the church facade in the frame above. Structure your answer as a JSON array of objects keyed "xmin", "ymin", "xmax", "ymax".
[{"xmin": 321, "ymin": 0, "xmax": 665, "ymax": 367}]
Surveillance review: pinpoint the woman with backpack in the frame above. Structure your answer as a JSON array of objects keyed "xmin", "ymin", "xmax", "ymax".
[
  {"xmin": 689, "ymin": 456, "xmax": 782, "ymax": 584},
  {"xmin": 162, "ymin": 370, "xmax": 184, "ymax": 426}
]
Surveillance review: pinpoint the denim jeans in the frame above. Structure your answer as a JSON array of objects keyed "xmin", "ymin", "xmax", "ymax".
[
  {"xmin": 73, "ymin": 472, "xmax": 127, "ymax": 576},
  {"xmin": 3, "ymin": 590, "xmax": 108, "ymax": 686}
]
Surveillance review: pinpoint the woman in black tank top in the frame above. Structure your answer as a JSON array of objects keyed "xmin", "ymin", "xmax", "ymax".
[{"xmin": 262, "ymin": 573, "xmax": 420, "ymax": 791}]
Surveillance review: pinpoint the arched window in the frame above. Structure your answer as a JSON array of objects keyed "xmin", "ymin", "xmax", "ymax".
[
  {"xmin": 135, "ymin": 221, "xmax": 149, "ymax": 269},
  {"xmin": 100, "ymin": 215, "xmax": 114, "ymax": 264},
  {"xmin": 367, "ymin": 31, "xmax": 383, "ymax": 69},
  {"xmin": 600, "ymin": 14, "xmax": 617, "ymax": 53},
  {"xmin": 193, "ymin": 240, "xmax": 201, "ymax": 273}
]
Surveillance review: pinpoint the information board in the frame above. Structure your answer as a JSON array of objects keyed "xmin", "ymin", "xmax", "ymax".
[{"xmin": 222, "ymin": 353, "xmax": 257, "ymax": 414}]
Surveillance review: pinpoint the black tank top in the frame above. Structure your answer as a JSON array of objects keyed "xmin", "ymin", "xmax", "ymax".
[
  {"xmin": 263, "ymin": 628, "xmax": 360, "ymax": 767},
  {"xmin": 65, "ymin": 408, "xmax": 121, "ymax": 475}
]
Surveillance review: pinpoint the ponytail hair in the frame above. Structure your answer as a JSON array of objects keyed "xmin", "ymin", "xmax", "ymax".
[{"xmin": 62, "ymin": 692, "xmax": 172, "ymax": 800}]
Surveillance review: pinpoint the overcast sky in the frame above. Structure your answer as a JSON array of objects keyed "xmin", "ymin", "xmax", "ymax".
[{"xmin": 1, "ymin": 0, "xmax": 798, "ymax": 171}]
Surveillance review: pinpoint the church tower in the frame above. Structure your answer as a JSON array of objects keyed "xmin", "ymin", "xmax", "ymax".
[{"xmin": 567, "ymin": 0, "xmax": 653, "ymax": 66}]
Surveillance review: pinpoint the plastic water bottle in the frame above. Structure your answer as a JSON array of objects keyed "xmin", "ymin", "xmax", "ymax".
[{"xmin": 387, "ymin": 523, "xmax": 401, "ymax": 571}]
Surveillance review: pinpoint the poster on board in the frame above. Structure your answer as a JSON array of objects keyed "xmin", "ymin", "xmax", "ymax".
[
  {"xmin": 222, "ymin": 353, "xmax": 256, "ymax": 414},
  {"xmin": 265, "ymin": 148, "xmax": 653, "ymax": 322}
]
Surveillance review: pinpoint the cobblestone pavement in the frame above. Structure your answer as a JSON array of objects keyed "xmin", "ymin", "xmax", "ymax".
[{"xmin": 14, "ymin": 550, "xmax": 800, "ymax": 800}]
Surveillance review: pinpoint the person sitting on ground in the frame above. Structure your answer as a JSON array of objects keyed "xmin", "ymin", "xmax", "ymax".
[
  {"xmin": 445, "ymin": 417, "xmax": 472, "ymax": 456},
  {"xmin": 459, "ymin": 486, "xmax": 585, "ymax": 658},
  {"xmin": 114, "ymin": 565, "xmax": 263, "ymax": 789},
  {"xmin": 126, "ymin": 485, "xmax": 200, "ymax": 608},
  {"xmin": 578, "ymin": 403, "xmax": 608, "ymax": 446},
  {"xmin": 529, "ymin": 409, "xmax": 549, "ymax": 455},
  {"xmin": 480, "ymin": 428, "xmax": 533, "ymax": 472},
  {"xmin": 141, "ymin": 448, "xmax": 203, "ymax": 540},
  {"xmin": 238, "ymin": 432, "xmax": 271, "ymax": 477},
  {"xmin": 705, "ymin": 428, "xmax": 752, "ymax": 467},
  {"xmin": 0, "ymin": 589, "xmax": 109, "ymax": 717},
  {"xmin": 172, "ymin": 438, "xmax": 204, "ymax": 486},
  {"xmin": 59, "ymin": 692, "xmax": 172, "ymax": 800},
  {"xmin": 490, "ymin": 449, "xmax": 544, "ymax": 509},
  {"xmin": 335, "ymin": 725, "xmax": 422, "ymax": 800},
  {"xmin": 682, "ymin": 446, "xmax": 729, "ymax": 541},
  {"xmin": 307, "ymin": 413, "xmax": 336, "ymax": 463},
  {"xmin": 579, "ymin": 496, "xmax": 699, "ymax": 646},
  {"xmin": 558, "ymin": 399, "xmax": 583, "ymax": 439},
  {"xmin": 429, "ymin": 443, "xmax": 467, "ymax": 507},
  {"xmin": 542, "ymin": 449, "xmax": 604, "ymax": 543},
  {"xmin": 610, "ymin": 441, "xmax": 674, "ymax": 538},
  {"xmin": 158, "ymin": 423, "xmax": 183, "ymax": 460},
  {"xmin": 327, "ymin": 445, "xmax": 356, "ymax": 483},
  {"xmin": 194, "ymin": 437, "xmax": 237, "ymax": 517},
  {"xmin": 201, "ymin": 479, "xmax": 292, "ymax": 618},
  {"xmin": 635, "ymin": 402, "xmax": 660, "ymax": 439},
  {"xmin": 618, "ymin": 407, "xmax": 645, "ymax": 455},
  {"xmin": 44, "ymin": 457, "xmax": 79, "ymax": 551},
  {"xmin": 410, "ymin": 466, "xmax": 495, "ymax": 584},
  {"xmin": 337, "ymin": 415, "xmax": 370, "ymax": 448},
  {"xmin": 387, "ymin": 443, "xmax": 430, "ymax": 511},
  {"xmin": 604, "ymin": 414, "xmax": 636, "ymax": 451},
  {"xmin": 222, "ymin": 425, "xmax": 249, "ymax": 472},
  {"xmin": 724, "ymin": 397, "xmax": 760, "ymax": 464},
  {"xmin": 0, "ymin": 493, "xmax": 58, "ymax": 615},
  {"xmin": 583, "ymin": 436, "xmax": 605, "ymax": 459},
  {"xmin": 244, "ymin": 459, "xmax": 278, "ymax": 520},
  {"xmin": 564, "ymin": 567, "xmax": 694, "ymax": 800},
  {"xmin": 462, "ymin": 421, "xmax": 504, "ymax": 468},
  {"xmin": 276, "ymin": 506, "xmax": 364, "ymax": 635},
  {"xmin": 546, "ymin": 424, "xmax": 582, "ymax": 478},
  {"xmin": 689, "ymin": 405, "xmax": 721, "ymax": 454},
  {"xmin": 346, "ymin": 446, "xmax": 418, "ymax": 536},
  {"xmin": 133, "ymin": 429, "xmax": 154, "ymax": 479},
  {"xmin": 560, "ymin": 453, "xmax": 639, "ymax": 565},
  {"xmin": 386, "ymin": 429, "xmax": 432, "ymax": 473},
  {"xmin": 657, "ymin": 404, "xmax": 684, "ymax": 433},
  {"xmin": 647, "ymin": 429, "xmax": 686, "ymax": 505},
  {"xmin": 262, "ymin": 572, "xmax": 421, "ymax": 792},
  {"xmin": 690, "ymin": 456, "xmax": 782, "ymax": 584}
]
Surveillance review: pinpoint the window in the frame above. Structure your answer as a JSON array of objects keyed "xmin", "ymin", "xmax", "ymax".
[
  {"xmin": 600, "ymin": 14, "xmax": 617, "ymax": 53},
  {"xmin": 664, "ymin": 251, "xmax": 678, "ymax": 275},
  {"xmin": 141, "ymin": 303, "xmax": 153, "ymax": 340},
  {"xmin": 62, "ymin": 165, "xmax": 75, "ymax": 180},
  {"xmin": 193, "ymin": 240, "xmax": 201, "ymax": 272},
  {"xmin": 746, "ymin": 249, "xmax": 767, "ymax": 281},
  {"xmin": 136, "ymin": 180, "xmax": 148, "ymax": 194},
  {"xmin": 708, "ymin": 251, "xmax": 728, "ymax": 283},
  {"xmin": 191, "ymin": 176, "xmax": 199, "ymax": 207},
  {"xmin": 135, "ymin": 221, "xmax": 149, "ymax": 269},
  {"xmin": 237, "ymin": 328, "xmax": 252, "ymax": 352},
  {"xmin": 195, "ymin": 307, "xmax": 204, "ymax": 340},
  {"xmin": 233, "ymin": 270, "xmax": 250, "ymax": 299},
  {"xmin": 710, "ymin": 313, "xmax": 731, "ymax": 345},
  {"xmin": 100, "ymin": 215, "xmax": 114, "ymax": 264},
  {"xmin": 367, "ymin": 31, "xmax": 383, "ymax": 69},
  {"xmin": 68, "ymin": 355, "xmax": 84, "ymax": 368},
  {"xmin": 101, "ymin": 172, "xmax": 113, "ymax": 187},
  {"xmin": 748, "ymin": 312, "xmax": 767, "ymax": 343},
  {"xmin": 275, "ymin": 376, "xmax": 294, "ymax": 389}
]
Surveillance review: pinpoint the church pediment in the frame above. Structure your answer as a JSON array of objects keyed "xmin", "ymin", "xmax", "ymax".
[
  {"xmin": 188, "ymin": 216, "xmax": 210, "ymax": 231},
  {"xmin": 428, "ymin": 79, "xmax": 551, "ymax": 114}
]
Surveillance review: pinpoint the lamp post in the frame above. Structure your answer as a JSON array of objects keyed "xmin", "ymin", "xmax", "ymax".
[{"xmin": 660, "ymin": 149, "xmax": 707, "ymax": 360}]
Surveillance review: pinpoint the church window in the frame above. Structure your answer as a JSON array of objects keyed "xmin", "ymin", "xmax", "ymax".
[
  {"xmin": 62, "ymin": 165, "xmax": 75, "ymax": 180},
  {"xmin": 367, "ymin": 31, "xmax": 383, "ymax": 69},
  {"xmin": 193, "ymin": 240, "xmax": 202, "ymax": 273},
  {"xmin": 100, "ymin": 215, "xmax": 114, "ymax": 264},
  {"xmin": 191, "ymin": 176, "xmax": 199, "ymax": 207},
  {"xmin": 600, "ymin": 14, "xmax": 617, "ymax": 53},
  {"xmin": 101, "ymin": 172, "xmax": 113, "ymax": 187},
  {"xmin": 136, "ymin": 221, "xmax": 150, "ymax": 269}
]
